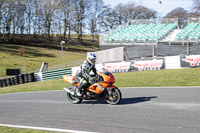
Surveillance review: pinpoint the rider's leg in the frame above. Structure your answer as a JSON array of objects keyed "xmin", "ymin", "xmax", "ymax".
[{"xmin": 76, "ymin": 79, "xmax": 88, "ymax": 96}]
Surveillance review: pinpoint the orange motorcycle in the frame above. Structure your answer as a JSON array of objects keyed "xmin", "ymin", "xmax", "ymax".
[{"xmin": 63, "ymin": 70, "xmax": 122, "ymax": 105}]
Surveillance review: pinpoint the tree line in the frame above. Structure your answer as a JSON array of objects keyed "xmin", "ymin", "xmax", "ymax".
[
  {"xmin": 0, "ymin": 0, "xmax": 156, "ymax": 42},
  {"xmin": 165, "ymin": 0, "xmax": 200, "ymax": 28},
  {"xmin": 0, "ymin": 0, "xmax": 200, "ymax": 43}
]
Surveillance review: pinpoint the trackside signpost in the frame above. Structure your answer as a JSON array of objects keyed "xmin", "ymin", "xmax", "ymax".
[
  {"xmin": 103, "ymin": 58, "xmax": 165, "ymax": 73},
  {"xmin": 180, "ymin": 54, "xmax": 200, "ymax": 67},
  {"xmin": 131, "ymin": 59, "xmax": 165, "ymax": 71},
  {"xmin": 104, "ymin": 61, "xmax": 131, "ymax": 73}
]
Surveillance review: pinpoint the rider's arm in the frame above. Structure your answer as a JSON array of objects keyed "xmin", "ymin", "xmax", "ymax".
[
  {"xmin": 81, "ymin": 62, "xmax": 90, "ymax": 80},
  {"xmin": 91, "ymin": 64, "xmax": 97, "ymax": 75}
]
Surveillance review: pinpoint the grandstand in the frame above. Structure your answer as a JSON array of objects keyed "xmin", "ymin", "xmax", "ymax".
[
  {"xmin": 103, "ymin": 23, "xmax": 176, "ymax": 43},
  {"xmin": 99, "ymin": 17, "xmax": 200, "ymax": 59},
  {"xmin": 176, "ymin": 22, "xmax": 200, "ymax": 40},
  {"xmin": 100, "ymin": 17, "xmax": 200, "ymax": 45}
]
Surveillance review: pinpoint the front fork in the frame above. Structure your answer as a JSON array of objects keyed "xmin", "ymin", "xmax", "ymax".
[
  {"xmin": 106, "ymin": 87, "xmax": 113, "ymax": 95},
  {"xmin": 105, "ymin": 86, "xmax": 117, "ymax": 99}
]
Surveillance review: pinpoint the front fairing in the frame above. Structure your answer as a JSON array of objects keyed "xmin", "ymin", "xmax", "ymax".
[
  {"xmin": 63, "ymin": 75, "xmax": 75, "ymax": 84},
  {"xmin": 97, "ymin": 69, "xmax": 115, "ymax": 83}
]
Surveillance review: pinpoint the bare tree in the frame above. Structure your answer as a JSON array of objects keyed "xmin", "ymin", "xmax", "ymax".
[
  {"xmin": 0, "ymin": 0, "xmax": 6, "ymax": 34},
  {"xmin": 59, "ymin": 0, "xmax": 73, "ymax": 40},
  {"xmin": 32, "ymin": 0, "xmax": 44, "ymax": 36},
  {"xmin": 165, "ymin": 7, "xmax": 188, "ymax": 28},
  {"xmin": 15, "ymin": 0, "xmax": 26, "ymax": 35},
  {"xmin": 73, "ymin": 0, "xmax": 91, "ymax": 41},
  {"xmin": 134, "ymin": 5, "xmax": 156, "ymax": 19},
  {"xmin": 192, "ymin": 0, "xmax": 200, "ymax": 14},
  {"xmin": 87, "ymin": 0, "xmax": 104, "ymax": 41},
  {"xmin": 123, "ymin": 2, "xmax": 136, "ymax": 22},
  {"xmin": 113, "ymin": 3, "xmax": 126, "ymax": 26},
  {"xmin": 43, "ymin": 0, "xmax": 59, "ymax": 39},
  {"xmin": 99, "ymin": 6, "xmax": 117, "ymax": 32},
  {"xmin": 2, "ymin": 0, "xmax": 15, "ymax": 36},
  {"xmin": 55, "ymin": 7, "xmax": 63, "ymax": 37},
  {"xmin": 25, "ymin": 0, "xmax": 34, "ymax": 35},
  {"xmin": 113, "ymin": 2, "xmax": 137, "ymax": 26}
]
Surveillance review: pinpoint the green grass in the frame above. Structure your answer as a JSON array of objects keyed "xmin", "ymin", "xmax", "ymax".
[
  {"xmin": 54, "ymin": 34, "xmax": 99, "ymax": 40},
  {"xmin": 0, "ymin": 79, "xmax": 70, "ymax": 94},
  {"xmin": 113, "ymin": 67, "xmax": 200, "ymax": 87},
  {"xmin": 1, "ymin": 68, "xmax": 200, "ymax": 94},
  {"xmin": 0, "ymin": 43, "xmax": 98, "ymax": 77},
  {"xmin": 0, "ymin": 126, "xmax": 60, "ymax": 133}
]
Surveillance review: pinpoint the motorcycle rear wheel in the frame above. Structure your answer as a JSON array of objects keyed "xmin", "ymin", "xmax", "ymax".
[
  {"xmin": 106, "ymin": 88, "xmax": 122, "ymax": 105},
  {"xmin": 67, "ymin": 93, "xmax": 83, "ymax": 104}
]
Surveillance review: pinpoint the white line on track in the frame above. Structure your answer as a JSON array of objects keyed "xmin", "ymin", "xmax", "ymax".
[{"xmin": 0, "ymin": 124, "xmax": 98, "ymax": 133}]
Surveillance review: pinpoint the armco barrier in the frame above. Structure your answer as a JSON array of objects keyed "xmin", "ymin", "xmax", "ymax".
[{"xmin": 41, "ymin": 68, "xmax": 72, "ymax": 81}]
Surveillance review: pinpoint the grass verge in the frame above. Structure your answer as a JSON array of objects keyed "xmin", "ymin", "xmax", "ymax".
[
  {"xmin": 0, "ymin": 68, "xmax": 200, "ymax": 94},
  {"xmin": 0, "ymin": 43, "xmax": 98, "ymax": 77},
  {"xmin": 0, "ymin": 79, "xmax": 70, "ymax": 94},
  {"xmin": 0, "ymin": 126, "xmax": 59, "ymax": 133},
  {"xmin": 113, "ymin": 67, "xmax": 200, "ymax": 87}
]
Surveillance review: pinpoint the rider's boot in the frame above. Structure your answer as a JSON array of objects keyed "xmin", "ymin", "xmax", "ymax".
[
  {"xmin": 76, "ymin": 85, "xmax": 83, "ymax": 96},
  {"xmin": 76, "ymin": 83, "xmax": 88, "ymax": 97}
]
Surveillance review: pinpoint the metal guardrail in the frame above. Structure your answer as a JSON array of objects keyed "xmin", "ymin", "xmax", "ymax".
[{"xmin": 41, "ymin": 68, "xmax": 72, "ymax": 81}]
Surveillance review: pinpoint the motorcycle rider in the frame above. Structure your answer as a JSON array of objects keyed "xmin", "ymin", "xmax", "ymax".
[{"xmin": 75, "ymin": 53, "xmax": 97, "ymax": 96}]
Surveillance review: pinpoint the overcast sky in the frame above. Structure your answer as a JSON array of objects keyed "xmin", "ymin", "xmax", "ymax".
[{"xmin": 104, "ymin": 0, "xmax": 194, "ymax": 16}]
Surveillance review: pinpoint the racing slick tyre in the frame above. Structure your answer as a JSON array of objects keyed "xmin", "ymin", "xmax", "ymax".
[
  {"xmin": 67, "ymin": 93, "xmax": 83, "ymax": 104},
  {"xmin": 106, "ymin": 87, "xmax": 122, "ymax": 105}
]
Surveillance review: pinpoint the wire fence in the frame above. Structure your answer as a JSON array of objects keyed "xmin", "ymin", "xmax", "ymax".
[
  {"xmin": 100, "ymin": 42, "xmax": 200, "ymax": 60},
  {"xmin": 27, "ymin": 59, "xmax": 84, "ymax": 74}
]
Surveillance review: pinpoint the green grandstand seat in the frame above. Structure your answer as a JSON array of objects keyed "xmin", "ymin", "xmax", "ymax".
[
  {"xmin": 104, "ymin": 22, "xmax": 178, "ymax": 43},
  {"xmin": 176, "ymin": 22, "xmax": 200, "ymax": 40}
]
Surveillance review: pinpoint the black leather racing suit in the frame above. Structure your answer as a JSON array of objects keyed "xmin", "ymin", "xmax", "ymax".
[{"xmin": 75, "ymin": 60, "xmax": 97, "ymax": 94}]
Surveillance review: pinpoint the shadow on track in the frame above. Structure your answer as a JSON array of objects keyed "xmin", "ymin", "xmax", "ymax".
[
  {"xmin": 120, "ymin": 96, "xmax": 158, "ymax": 105},
  {"xmin": 82, "ymin": 100, "xmax": 107, "ymax": 104},
  {"xmin": 82, "ymin": 96, "xmax": 157, "ymax": 105}
]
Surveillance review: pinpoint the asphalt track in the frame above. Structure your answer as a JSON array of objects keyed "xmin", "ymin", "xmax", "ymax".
[{"xmin": 0, "ymin": 87, "xmax": 200, "ymax": 133}]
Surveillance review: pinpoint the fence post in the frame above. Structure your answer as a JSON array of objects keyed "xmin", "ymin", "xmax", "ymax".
[{"xmin": 187, "ymin": 40, "xmax": 189, "ymax": 55}]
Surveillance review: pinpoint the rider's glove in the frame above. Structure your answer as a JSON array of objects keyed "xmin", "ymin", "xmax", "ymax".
[{"xmin": 89, "ymin": 77, "xmax": 96, "ymax": 84}]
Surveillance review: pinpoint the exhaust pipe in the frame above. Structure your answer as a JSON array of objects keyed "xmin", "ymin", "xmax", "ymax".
[{"xmin": 63, "ymin": 87, "xmax": 75, "ymax": 95}]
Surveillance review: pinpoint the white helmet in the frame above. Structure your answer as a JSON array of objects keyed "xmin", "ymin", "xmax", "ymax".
[{"xmin": 87, "ymin": 53, "xmax": 96, "ymax": 65}]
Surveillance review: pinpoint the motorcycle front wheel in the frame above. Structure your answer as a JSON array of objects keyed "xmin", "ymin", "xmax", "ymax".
[
  {"xmin": 106, "ymin": 88, "xmax": 122, "ymax": 105},
  {"xmin": 67, "ymin": 93, "xmax": 83, "ymax": 104}
]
